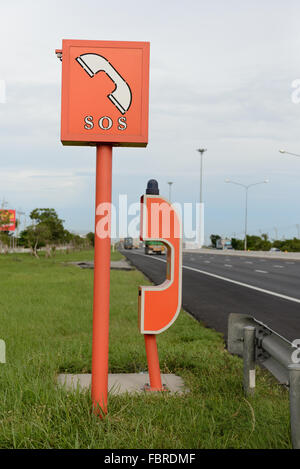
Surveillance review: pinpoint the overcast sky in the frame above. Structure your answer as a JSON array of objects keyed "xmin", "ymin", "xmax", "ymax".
[{"xmin": 0, "ymin": 0, "xmax": 300, "ymax": 241}]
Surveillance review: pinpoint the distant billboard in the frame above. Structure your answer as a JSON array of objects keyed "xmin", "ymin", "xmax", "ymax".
[{"xmin": 0, "ymin": 210, "xmax": 16, "ymax": 231}]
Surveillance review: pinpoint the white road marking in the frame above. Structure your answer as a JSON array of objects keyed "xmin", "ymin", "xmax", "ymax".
[
  {"xmin": 274, "ymin": 265, "xmax": 284, "ymax": 268},
  {"xmin": 128, "ymin": 251, "xmax": 300, "ymax": 304},
  {"xmin": 255, "ymin": 270, "xmax": 268, "ymax": 274},
  {"xmin": 204, "ymin": 261, "xmax": 211, "ymax": 264},
  {"xmin": 224, "ymin": 264, "xmax": 232, "ymax": 267},
  {"xmin": 245, "ymin": 261, "xmax": 253, "ymax": 264}
]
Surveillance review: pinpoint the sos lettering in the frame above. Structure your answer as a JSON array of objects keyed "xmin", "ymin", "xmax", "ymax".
[{"xmin": 84, "ymin": 115, "xmax": 127, "ymax": 131}]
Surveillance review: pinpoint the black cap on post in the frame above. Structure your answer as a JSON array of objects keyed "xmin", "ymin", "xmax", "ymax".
[{"xmin": 146, "ymin": 179, "xmax": 159, "ymax": 195}]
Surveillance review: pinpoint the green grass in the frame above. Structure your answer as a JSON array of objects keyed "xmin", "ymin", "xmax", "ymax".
[{"xmin": 0, "ymin": 249, "xmax": 291, "ymax": 448}]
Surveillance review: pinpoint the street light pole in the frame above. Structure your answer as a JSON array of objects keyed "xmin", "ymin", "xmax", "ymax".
[
  {"xmin": 244, "ymin": 187, "xmax": 248, "ymax": 251},
  {"xmin": 279, "ymin": 149, "xmax": 300, "ymax": 158},
  {"xmin": 16, "ymin": 210, "xmax": 25, "ymax": 248},
  {"xmin": 167, "ymin": 181, "xmax": 173, "ymax": 202},
  {"xmin": 225, "ymin": 179, "xmax": 269, "ymax": 251},
  {"xmin": 197, "ymin": 148, "xmax": 207, "ymax": 248}
]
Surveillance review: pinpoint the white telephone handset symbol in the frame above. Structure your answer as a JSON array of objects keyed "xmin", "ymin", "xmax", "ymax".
[{"xmin": 76, "ymin": 53, "xmax": 132, "ymax": 114}]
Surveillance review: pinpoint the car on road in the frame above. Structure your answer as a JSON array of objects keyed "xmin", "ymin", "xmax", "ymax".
[
  {"xmin": 144, "ymin": 241, "xmax": 165, "ymax": 255},
  {"xmin": 216, "ymin": 238, "xmax": 233, "ymax": 250},
  {"xmin": 124, "ymin": 237, "xmax": 133, "ymax": 250}
]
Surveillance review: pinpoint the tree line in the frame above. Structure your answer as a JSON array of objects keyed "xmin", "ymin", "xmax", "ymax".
[
  {"xmin": 0, "ymin": 208, "xmax": 94, "ymax": 257},
  {"xmin": 210, "ymin": 233, "xmax": 300, "ymax": 252}
]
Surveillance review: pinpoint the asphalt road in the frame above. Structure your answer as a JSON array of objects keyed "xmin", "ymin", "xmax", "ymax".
[{"xmin": 121, "ymin": 249, "xmax": 300, "ymax": 342}]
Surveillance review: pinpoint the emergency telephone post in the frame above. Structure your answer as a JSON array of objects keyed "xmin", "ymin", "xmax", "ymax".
[
  {"xmin": 56, "ymin": 39, "xmax": 150, "ymax": 415},
  {"xmin": 139, "ymin": 180, "xmax": 182, "ymax": 391}
]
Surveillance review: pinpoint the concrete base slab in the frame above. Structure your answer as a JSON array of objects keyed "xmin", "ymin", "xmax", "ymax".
[
  {"xmin": 65, "ymin": 260, "xmax": 133, "ymax": 271},
  {"xmin": 57, "ymin": 373, "xmax": 188, "ymax": 395},
  {"xmin": 110, "ymin": 260, "xmax": 134, "ymax": 271}
]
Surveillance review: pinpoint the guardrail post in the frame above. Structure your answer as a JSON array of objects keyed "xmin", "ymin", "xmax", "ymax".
[
  {"xmin": 243, "ymin": 326, "xmax": 256, "ymax": 396},
  {"xmin": 288, "ymin": 364, "xmax": 300, "ymax": 449}
]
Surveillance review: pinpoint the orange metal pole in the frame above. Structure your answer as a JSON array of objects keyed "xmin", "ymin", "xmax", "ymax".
[
  {"xmin": 91, "ymin": 144, "xmax": 112, "ymax": 416},
  {"xmin": 144, "ymin": 334, "xmax": 163, "ymax": 391}
]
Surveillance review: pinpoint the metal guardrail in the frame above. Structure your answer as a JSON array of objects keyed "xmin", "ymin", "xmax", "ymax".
[{"xmin": 228, "ymin": 313, "xmax": 300, "ymax": 449}]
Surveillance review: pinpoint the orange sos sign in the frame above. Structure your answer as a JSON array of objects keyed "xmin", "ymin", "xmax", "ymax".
[
  {"xmin": 0, "ymin": 210, "xmax": 16, "ymax": 231},
  {"xmin": 58, "ymin": 39, "xmax": 150, "ymax": 147}
]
